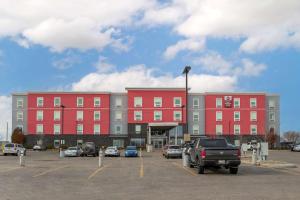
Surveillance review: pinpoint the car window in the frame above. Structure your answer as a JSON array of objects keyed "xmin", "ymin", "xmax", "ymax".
[
  {"xmin": 199, "ymin": 139, "xmax": 227, "ymax": 147},
  {"xmin": 68, "ymin": 147, "xmax": 77, "ymax": 150},
  {"xmin": 5, "ymin": 143, "xmax": 14, "ymax": 148},
  {"xmin": 169, "ymin": 146, "xmax": 180, "ymax": 149},
  {"xmin": 126, "ymin": 146, "xmax": 136, "ymax": 150},
  {"xmin": 107, "ymin": 147, "xmax": 115, "ymax": 150}
]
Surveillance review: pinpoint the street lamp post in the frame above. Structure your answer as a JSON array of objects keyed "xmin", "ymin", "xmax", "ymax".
[
  {"xmin": 60, "ymin": 105, "xmax": 65, "ymax": 147},
  {"xmin": 182, "ymin": 66, "xmax": 191, "ymax": 142}
]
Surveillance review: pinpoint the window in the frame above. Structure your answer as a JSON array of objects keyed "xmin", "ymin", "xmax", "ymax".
[
  {"xmin": 173, "ymin": 111, "xmax": 182, "ymax": 121},
  {"xmin": 193, "ymin": 125, "xmax": 199, "ymax": 135},
  {"xmin": 269, "ymin": 112, "xmax": 275, "ymax": 121},
  {"xmin": 113, "ymin": 139, "xmax": 124, "ymax": 148},
  {"xmin": 134, "ymin": 97, "xmax": 142, "ymax": 107},
  {"xmin": 115, "ymin": 98, "xmax": 122, "ymax": 107},
  {"xmin": 135, "ymin": 125, "xmax": 141, "ymax": 134},
  {"xmin": 77, "ymin": 97, "xmax": 84, "ymax": 107},
  {"xmin": 36, "ymin": 110, "xmax": 43, "ymax": 121},
  {"xmin": 251, "ymin": 125, "xmax": 257, "ymax": 135},
  {"xmin": 115, "ymin": 125, "xmax": 122, "ymax": 134},
  {"xmin": 115, "ymin": 111, "xmax": 122, "ymax": 120},
  {"xmin": 94, "ymin": 111, "xmax": 100, "ymax": 121},
  {"xmin": 17, "ymin": 111, "xmax": 23, "ymax": 121},
  {"xmin": 16, "ymin": 125, "xmax": 23, "ymax": 131},
  {"xmin": 54, "ymin": 110, "xmax": 61, "ymax": 121},
  {"xmin": 77, "ymin": 124, "xmax": 83, "ymax": 134},
  {"xmin": 234, "ymin": 125, "xmax": 240, "ymax": 135},
  {"xmin": 134, "ymin": 111, "xmax": 142, "ymax": 121},
  {"xmin": 193, "ymin": 112, "xmax": 199, "ymax": 122},
  {"xmin": 36, "ymin": 124, "xmax": 43, "ymax": 134},
  {"xmin": 37, "ymin": 97, "xmax": 44, "ymax": 107},
  {"xmin": 216, "ymin": 111, "xmax": 222, "ymax": 121},
  {"xmin": 54, "ymin": 97, "xmax": 61, "ymax": 107},
  {"xmin": 94, "ymin": 97, "xmax": 101, "ymax": 107},
  {"xmin": 250, "ymin": 111, "xmax": 257, "ymax": 121},
  {"xmin": 130, "ymin": 138, "xmax": 145, "ymax": 147},
  {"xmin": 94, "ymin": 124, "xmax": 100, "ymax": 135},
  {"xmin": 250, "ymin": 98, "xmax": 257, "ymax": 108},
  {"xmin": 193, "ymin": 98, "xmax": 199, "ymax": 108},
  {"xmin": 154, "ymin": 97, "xmax": 162, "ymax": 107},
  {"xmin": 77, "ymin": 111, "xmax": 83, "ymax": 121},
  {"xmin": 53, "ymin": 124, "xmax": 60, "ymax": 135},
  {"xmin": 17, "ymin": 98, "xmax": 23, "ymax": 108},
  {"xmin": 234, "ymin": 111, "xmax": 240, "ymax": 121},
  {"xmin": 269, "ymin": 100, "xmax": 275, "ymax": 109},
  {"xmin": 234, "ymin": 98, "xmax": 240, "ymax": 108},
  {"xmin": 173, "ymin": 97, "xmax": 182, "ymax": 107},
  {"xmin": 216, "ymin": 125, "xmax": 223, "ymax": 135},
  {"xmin": 216, "ymin": 98, "xmax": 222, "ymax": 108},
  {"xmin": 154, "ymin": 111, "xmax": 162, "ymax": 121}
]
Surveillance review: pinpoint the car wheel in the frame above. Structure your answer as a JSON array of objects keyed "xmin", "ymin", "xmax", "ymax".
[
  {"xmin": 229, "ymin": 167, "xmax": 238, "ymax": 174},
  {"xmin": 166, "ymin": 155, "xmax": 169, "ymax": 159},
  {"xmin": 188, "ymin": 157, "xmax": 194, "ymax": 168},
  {"xmin": 4, "ymin": 153, "xmax": 7, "ymax": 156},
  {"xmin": 198, "ymin": 166, "xmax": 205, "ymax": 174}
]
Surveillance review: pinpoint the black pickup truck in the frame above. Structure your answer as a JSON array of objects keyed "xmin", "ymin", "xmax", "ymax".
[{"xmin": 188, "ymin": 138, "xmax": 241, "ymax": 174}]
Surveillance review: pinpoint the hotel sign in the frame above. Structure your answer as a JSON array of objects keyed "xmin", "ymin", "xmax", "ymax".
[{"xmin": 224, "ymin": 96, "xmax": 232, "ymax": 108}]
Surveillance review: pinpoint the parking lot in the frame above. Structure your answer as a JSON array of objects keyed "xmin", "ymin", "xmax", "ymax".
[{"xmin": 0, "ymin": 150, "xmax": 300, "ymax": 200}]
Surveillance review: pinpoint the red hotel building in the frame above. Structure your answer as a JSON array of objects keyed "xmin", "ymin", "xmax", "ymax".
[{"xmin": 12, "ymin": 88, "xmax": 280, "ymax": 148}]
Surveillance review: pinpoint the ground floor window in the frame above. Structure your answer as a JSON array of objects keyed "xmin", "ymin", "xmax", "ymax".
[
  {"xmin": 113, "ymin": 139, "xmax": 124, "ymax": 148},
  {"xmin": 54, "ymin": 140, "xmax": 60, "ymax": 148},
  {"xmin": 77, "ymin": 140, "xmax": 83, "ymax": 146},
  {"xmin": 130, "ymin": 138, "xmax": 145, "ymax": 147}
]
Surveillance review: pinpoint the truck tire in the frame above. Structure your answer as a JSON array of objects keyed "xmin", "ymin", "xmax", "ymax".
[
  {"xmin": 188, "ymin": 156, "xmax": 194, "ymax": 168},
  {"xmin": 198, "ymin": 166, "xmax": 205, "ymax": 174},
  {"xmin": 229, "ymin": 167, "xmax": 238, "ymax": 174}
]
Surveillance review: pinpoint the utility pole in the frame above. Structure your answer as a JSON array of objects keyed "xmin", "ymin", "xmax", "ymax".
[{"xmin": 6, "ymin": 121, "xmax": 8, "ymax": 142}]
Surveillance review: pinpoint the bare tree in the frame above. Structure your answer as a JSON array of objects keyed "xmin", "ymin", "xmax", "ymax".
[
  {"xmin": 266, "ymin": 128, "xmax": 277, "ymax": 149},
  {"xmin": 283, "ymin": 131, "xmax": 300, "ymax": 143}
]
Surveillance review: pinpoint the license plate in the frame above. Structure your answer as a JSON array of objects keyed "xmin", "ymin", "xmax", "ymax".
[{"xmin": 218, "ymin": 160, "xmax": 226, "ymax": 164}]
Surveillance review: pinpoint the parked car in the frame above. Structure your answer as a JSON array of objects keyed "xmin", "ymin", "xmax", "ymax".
[
  {"xmin": 163, "ymin": 145, "xmax": 182, "ymax": 159},
  {"xmin": 33, "ymin": 144, "xmax": 47, "ymax": 151},
  {"xmin": 291, "ymin": 144, "xmax": 300, "ymax": 152},
  {"xmin": 104, "ymin": 146, "xmax": 120, "ymax": 157},
  {"xmin": 125, "ymin": 146, "xmax": 138, "ymax": 157},
  {"xmin": 64, "ymin": 146, "xmax": 83, "ymax": 157},
  {"xmin": 82, "ymin": 142, "xmax": 99, "ymax": 157},
  {"xmin": 188, "ymin": 138, "xmax": 241, "ymax": 174},
  {"xmin": 3, "ymin": 143, "xmax": 26, "ymax": 156}
]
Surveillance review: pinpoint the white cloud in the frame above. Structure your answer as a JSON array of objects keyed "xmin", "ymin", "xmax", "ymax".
[
  {"xmin": 71, "ymin": 64, "xmax": 237, "ymax": 92},
  {"xmin": 195, "ymin": 52, "xmax": 267, "ymax": 77},
  {"xmin": 0, "ymin": 95, "xmax": 11, "ymax": 141},
  {"xmin": 0, "ymin": 0, "xmax": 154, "ymax": 52},
  {"xmin": 163, "ymin": 38, "xmax": 205, "ymax": 60},
  {"xmin": 94, "ymin": 56, "xmax": 116, "ymax": 73}
]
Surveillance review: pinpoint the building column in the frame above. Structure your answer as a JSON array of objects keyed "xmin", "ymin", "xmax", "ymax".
[{"xmin": 147, "ymin": 126, "xmax": 152, "ymax": 152}]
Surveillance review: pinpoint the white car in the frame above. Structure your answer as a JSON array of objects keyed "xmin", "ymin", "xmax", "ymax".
[
  {"xmin": 292, "ymin": 144, "xmax": 300, "ymax": 152},
  {"xmin": 3, "ymin": 143, "xmax": 26, "ymax": 156},
  {"xmin": 64, "ymin": 146, "xmax": 83, "ymax": 157},
  {"xmin": 104, "ymin": 146, "xmax": 120, "ymax": 157},
  {"xmin": 33, "ymin": 144, "xmax": 47, "ymax": 151}
]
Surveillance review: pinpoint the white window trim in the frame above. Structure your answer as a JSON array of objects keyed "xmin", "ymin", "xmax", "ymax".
[
  {"xmin": 94, "ymin": 124, "xmax": 100, "ymax": 135},
  {"xmin": 77, "ymin": 124, "xmax": 83, "ymax": 134},
  {"xmin": 134, "ymin": 97, "xmax": 143, "ymax": 107},
  {"xmin": 115, "ymin": 98, "xmax": 122, "ymax": 107},
  {"xmin": 154, "ymin": 111, "xmax": 162, "ymax": 121},
  {"xmin": 135, "ymin": 125, "xmax": 141, "ymax": 134},
  {"xmin": 94, "ymin": 111, "xmax": 101, "ymax": 121},
  {"xmin": 173, "ymin": 97, "xmax": 182, "ymax": 107},
  {"xmin": 193, "ymin": 98, "xmax": 199, "ymax": 108},
  {"xmin": 173, "ymin": 111, "xmax": 182, "ymax": 121},
  {"xmin": 250, "ymin": 111, "xmax": 257, "ymax": 121},
  {"xmin": 234, "ymin": 98, "xmax": 240, "ymax": 108},
  {"xmin": 54, "ymin": 110, "xmax": 61, "ymax": 121},
  {"xmin": 193, "ymin": 112, "xmax": 199, "ymax": 122},
  {"xmin": 17, "ymin": 111, "xmax": 23, "ymax": 121},
  {"xmin": 250, "ymin": 125, "xmax": 257, "ymax": 135},
  {"xmin": 77, "ymin": 97, "xmax": 84, "ymax": 107},
  {"xmin": 216, "ymin": 111, "xmax": 222, "ymax": 121},
  {"xmin": 77, "ymin": 111, "xmax": 84, "ymax": 121},
  {"xmin": 94, "ymin": 97, "xmax": 101, "ymax": 107},
  {"xmin": 17, "ymin": 98, "xmax": 23, "ymax": 108},
  {"xmin": 216, "ymin": 98, "xmax": 222, "ymax": 108},
  {"xmin": 154, "ymin": 97, "xmax": 162, "ymax": 107},
  {"xmin": 250, "ymin": 98, "xmax": 257, "ymax": 108},
  {"xmin": 234, "ymin": 124, "xmax": 240, "ymax": 135},
  {"xmin": 115, "ymin": 111, "xmax": 122, "ymax": 120},
  {"xmin": 216, "ymin": 125, "xmax": 223, "ymax": 135},
  {"xmin": 54, "ymin": 97, "xmax": 61, "ymax": 107},
  {"xmin": 53, "ymin": 124, "xmax": 61, "ymax": 135},
  {"xmin": 115, "ymin": 125, "xmax": 122, "ymax": 134},
  {"xmin": 134, "ymin": 111, "xmax": 142, "ymax": 121},
  {"xmin": 192, "ymin": 125, "xmax": 199, "ymax": 135},
  {"xmin": 234, "ymin": 111, "xmax": 240, "ymax": 121},
  {"xmin": 36, "ymin": 124, "xmax": 43, "ymax": 134},
  {"xmin": 37, "ymin": 97, "xmax": 44, "ymax": 107},
  {"xmin": 36, "ymin": 110, "xmax": 43, "ymax": 121}
]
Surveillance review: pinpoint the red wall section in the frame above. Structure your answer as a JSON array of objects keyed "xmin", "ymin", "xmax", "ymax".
[
  {"xmin": 27, "ymin": 93, "xmax": 110, "ymax": 135},
  {"xmin": 205, "ymin": 94, "xmax": 266, "ymax": 136},
  {"xmin": 127, "ymin": 90, "xmax": 186, "ymax": 123}
]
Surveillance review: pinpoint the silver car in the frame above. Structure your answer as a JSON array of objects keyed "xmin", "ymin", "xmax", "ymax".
[
  {"xmin": 104, "ymin": 146, "xmax": 120, "ymax": 157},
  {"xmin": 292, "ymin": 144, "xmax": 300, "ymax": 152},
  {"xmin": 164, "ymin": 145, "xmax": 182, "ymax": 159},
  {"xmin": 64, "ymin": 147, "xmax": 83, "ymax": 157},
  {"xmin": 3, "ymin": 143, "xmax": 26, "ymax": 156}
]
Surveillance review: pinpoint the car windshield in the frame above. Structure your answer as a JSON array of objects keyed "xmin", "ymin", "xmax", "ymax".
[
  {"xmin": 5, "ymin": 143, "xmax": 14, "ymax": 148},
  {"xmin": 199, "ymin": 139, "xmax": 227, "ymax": 147},
  {"xmin": 169, "ymin": 145, "xmax": 180, "ymax": 149},
  {"xmin": 107, "ymin": 147, "xmax": 116, "ymax": 150},
  {"xmin": 126, "ymin": 146, "xmax": 136, "ymax": 150},
  {"xmin": 68, "ymin": 147, "xmax": 77, "ymax": 150}
]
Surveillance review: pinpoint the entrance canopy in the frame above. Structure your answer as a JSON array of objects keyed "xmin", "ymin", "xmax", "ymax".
[{"xmin": 148, "ymin": 122, "xmax": 178, "ymax": 131}]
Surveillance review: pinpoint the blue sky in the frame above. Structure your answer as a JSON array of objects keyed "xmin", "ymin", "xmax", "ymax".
[{"xmin": 0, "ymin": 0, "xmax": 300, "ymax": 138}]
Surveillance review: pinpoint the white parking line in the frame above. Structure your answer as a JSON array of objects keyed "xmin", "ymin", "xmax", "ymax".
[
  {"xmin": 88, "ymin": 164, "xmax": 111, "ymax": 180},
  {"xmin": 172, "ymin": 162, "xmax": 197, "ymax": 176},
  {"xmin": 32, "ymin": 165, "xmax": 68, "ymax": 178}
]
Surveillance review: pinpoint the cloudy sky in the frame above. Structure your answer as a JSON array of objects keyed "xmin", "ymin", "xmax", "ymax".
[{"xmin": 0, "ymin": 0, "xmax": 300, "ymax": 139}]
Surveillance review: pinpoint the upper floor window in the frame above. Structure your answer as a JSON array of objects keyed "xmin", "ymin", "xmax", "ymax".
[
  {"xmin": 115, "ymin": 125, "xmax": 122, "ymax": 134},
  {"xmin": 36, "ymin": 110, "xmax": 43, "ymax": 121},
  {"xmin": 115, "ymin": 111, "xmax": 122, "ymax": 120},
  {"xmin": 234, "ymin": 98, "xmax": 240, "ymax": 108},
  {"xmin": 37, "ymin": 97, "xmax": 44, "ymax": 107},
  {"xmin": 77, "ymin": 124, "xmax": 83, "ymax": 134},
  {"xmin": 269, "ymin": 112, "xmax": 275, "ymax": 122},
  {"xmin": 54, "ymin": 110, "xmax": 61, "ymax": 121},
  {"xmin": 94, "ymin": 124, "xmax": 100, "ymax": 135},
  {"xmin": 154, "ymin": 111, "xmax": 162, "ymax": 121},
  {"xmin": 77, "ymin": 111, "xmax": 83, "ymax": 121},
  {"xmin": 135, "ymin": 125, "xmax": 141, "ymax": 134},
  {"xmin": 193, "ymin": 112, "xmax": 199, "ymax": 122},
  {"xmin": 17, "ymin": 111, "xmax": 23, "ymax": 121},
  {"xmin": 250, "ymin": 98, "xmax": 257, "ymax": 108},
  {"xmin": 115, "ymin": 98, "xmax": 122, "ymax": 107},
  {"xmin": 250, "ymin": 111, "xmax": 257, "ymax": 121},
  {"xmin": 216, "ymin": 125, "xmax": 223, "ymax": 135},
  {"xmin": 54, "ymin": 97, "xmax": 61, "ymax": 107},
  {"xmin": 173, "ymin": 111, "xmax": 182, "ymax": 121},
  {"xmin": 53, "ymin": 124, "xmax": 61, "ymax": 135},
  {"xmin": 94, "ymin": 97, "xmax": 101, "ymax": 107},
  {"xmin": 36, "ymin": 124, "xmax": 43, "ymax": 134},
  {"xmin": 193, "ymin": 125, "xmax": 199, "ymax": 135},
  {"xmin": 216, "ymin": 98, "xmax": 222, "ymax": 108},
  {"xmin": 134, "ymin": 111, "xmax": 142, "ymax": 121},
  {"xmin": 174, "ymin": 97, "xmax": 182, "ymax": 107},
  {"xmin": 77, "ymin": 97, "xmax": 84, "ymax": 107},
  {"xmin": 250, "ymin": 125, "xmax": 257, "ymax": 135},
  {"xmin": 193, "ymin": 98, "xmax": 199, "ymax": 108},
  {"xmin": 94, "ymin": 111, "xmax": 100, "ymax": 121},
  {"xmin": 234, "ymin": 124, "xmax": 240, "ymax": 135},
  {"xmin": 154, "ymin": 97, "xmax": 162, "ymax": 107},
  {"xmin": 17, "ymin": 98, "xmax": 23, "ymax": 108},
  {"xmin": 134, "ymin": 97, "xmax": 142, "ymax": 107},
  {"xmin": 216, "ymin": 111, "xmax": 223, "ymax": 121},
  {"xmin": 234, "ymin": 111, "xmax": 240, "ymax": 121},
  {"xmin": 269, "ymin": 100, "xmax": 275, "ymax": 109}
]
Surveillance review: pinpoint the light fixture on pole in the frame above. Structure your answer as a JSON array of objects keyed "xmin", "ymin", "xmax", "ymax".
[{"xmin": 182, "ymin": 66, "xmax": 191, "ymax": 142}]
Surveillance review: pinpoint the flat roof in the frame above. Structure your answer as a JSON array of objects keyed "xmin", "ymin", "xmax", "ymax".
[
  {"xmin": 12, "ymin": 91, "xmax": 111, "ymax": 95},
  {"xmin": 125, "ymin": 87, "xmax": 187, "ymax": 91}
]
